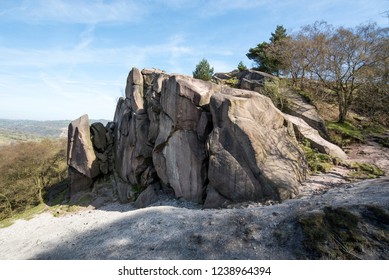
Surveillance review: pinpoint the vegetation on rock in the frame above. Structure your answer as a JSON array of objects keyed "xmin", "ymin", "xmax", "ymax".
[
  {"xmin": 301, "ymin": 140, "xmax": 333, "ymax": 174},
  {"xmin": 237, "ymin": 61, "xmax": 248, "ymax": 71},
  {"xmin": 348, "ymin": 162, "xmax": 384, "ymax": 179}
]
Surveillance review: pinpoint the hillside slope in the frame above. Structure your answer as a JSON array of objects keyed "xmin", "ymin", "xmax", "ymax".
[{"xmin": 0, "ymin": 118, "xmax": 110, "ymax": 145}]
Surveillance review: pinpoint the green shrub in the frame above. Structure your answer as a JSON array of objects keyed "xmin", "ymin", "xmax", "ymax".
[{"xmin": 224, "ymin": 77, "xmax": 239, "ymax": 88}]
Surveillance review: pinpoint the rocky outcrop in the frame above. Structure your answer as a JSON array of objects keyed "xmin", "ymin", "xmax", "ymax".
[
  {"xmin": 108, "ymin": 67, "xmax": 306, "ymax": 207},
  {"xmin": 67, "ymin": 67, "xmax": 347, "ymax": 208},
  {"xmin": 284, "ymin": 114, "xmax": 347, "ymax": 160},
  {"xmin": 67, "ymin": 114, "xmax": 100, "ymax": 195},
  {"xmin": 67, "ymin": 115, "xmax": 115, "ymax": 197}
]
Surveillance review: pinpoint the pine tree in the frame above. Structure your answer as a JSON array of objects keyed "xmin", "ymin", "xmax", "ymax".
[
  {"xmin": 246, "ymin": 25, "xmax": 288, "ymax": 76},
  {"xmin": 237, "ymin": 61, "xmax": 248, "ymax": 71},
  {"xmin": 193, "ymin": 58, "xmax": 214, "ymax": 81}
]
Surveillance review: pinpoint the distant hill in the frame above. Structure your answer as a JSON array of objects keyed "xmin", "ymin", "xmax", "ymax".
[{"xmin": 0, "ymin": 119, "xmax": 111, "ymax": 145}]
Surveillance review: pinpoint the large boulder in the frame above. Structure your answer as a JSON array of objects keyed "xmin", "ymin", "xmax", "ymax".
[
  {"xmin": 67, "ymin": 114, "xmax": 100, "ymax": 195},
  {"xmin": 206, "ymin": 88, "xmax": 305, "ymax": 206}
]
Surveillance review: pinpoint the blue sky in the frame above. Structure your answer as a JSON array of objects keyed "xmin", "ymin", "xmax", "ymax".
[{"xmin": 0, "ymin": 0, "xmax": 387, "ymax": 120}]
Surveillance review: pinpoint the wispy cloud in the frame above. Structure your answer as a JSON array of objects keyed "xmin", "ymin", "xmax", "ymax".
[
  {"xmin": 198, "ymin": 0, "xmax": 270, "ymax": 16},
  {"xmin": 0, "ymin": 0, "xmax": 147, "ymax": 24},
  {"xmin": 0, "ymin": 33, "xmax": 198, "ymax": 119}
]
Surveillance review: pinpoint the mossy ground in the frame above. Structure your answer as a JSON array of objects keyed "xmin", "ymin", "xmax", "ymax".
[
  {"xmin": 298, "ymin": 205, "xmax": 389, "ymax": 259},
  {"xmin": 348, "ymin": 162, "xmax": 384, "ymax": 179},
  {"xmin": 327, "ymin": 121, "xmax": 365, "ymax": 146},
  {"xmin": 0, "ymin": 204, "xmax": 47, "ymax": 228},
  {"xmin": 327, "ymin": 118, "xmax": 389, "ymax": 149}
]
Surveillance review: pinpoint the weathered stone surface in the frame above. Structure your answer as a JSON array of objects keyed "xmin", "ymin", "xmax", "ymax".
[
  {"xmin": 238, "ymin": 69, "xmax": 275, "ymax": 88},
  {"xmin": 283, "ymin": 89, "xmax": 329, "ymax": 139},
  {"xmin": 206, "ymin": 88, "xmax": 305, "ymax": 206},
  {"xmin": 203, "ymin": 186, "xmax": 230, "ymax": 209},
  {"xmin": 284, "ymin": 114, "xmax": 348, "ymax": 160},
  {"xmin": 90, "ymin": 122, "xmax": 107, "ymax": 152},
  {"xmin": 67, "ymin": 114, "xmax": 99, "ymax": 194},
  {"xmin": 67, "ymin": 167, "xmax": 93, "ymax": 195},
  {"xmin": 197, "ymin": 112, "xmax": 213, "ymax": 142},
  {"xmin": 160, "ymin": 76, "xmax": 203, "ymax": 131},
  {"xmin": 115, "ymin": 179, "xmax": 135, "ymax": 203},
  {"xmin": 156, "ymin": 130, "xmax": 206, "ymax": 203},
  {"xmin": 125, "ymin": 67, "xmax": 145, "ymax": 113},
  {"xmin": 216, "ymin": 69, "xmax": 329, "ymax": 140},
  {"xmin": 114, "ymin": 100, "xmax": 152, "ymax": 182},
  {"xmin": 134, "ymin": 183, "xmax": 160, "ymax": 208}
]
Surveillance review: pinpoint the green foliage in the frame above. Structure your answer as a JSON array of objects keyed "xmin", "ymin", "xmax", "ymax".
[
  {"xmin": 224, "ymin": 77, "xmax": 239, "ymax": 88},
  {"xmin": 246, "ymin": 25, "xmax": 288, "ymax": 75},
  {"xmin": 301, "ymin": 140, "xmax": 333, "ymax": 173},
  {"xmin": 0, "ymin": 139, "xmax": 68, "ymax": 221},
  {"xmin": 237, "ymin": 61, "xmax": 248, "ymax": 71},
  {"xmin": 272, "ymin": 22, "xmax": 388, "ymax": 123},
  {"xmin": 193, "ymin": 58, "xmax": 214, "ymax": 81},
  {"xmin": 132, "ymin": 184, "xmax": 145, "ymax": 200},
  {"xmin": 270, "ymin": 25, "xmax": 288, "ymax": 43},
  {"xmin": 254, "ymin": 77, "xmax": 287, "ymax": 110}
]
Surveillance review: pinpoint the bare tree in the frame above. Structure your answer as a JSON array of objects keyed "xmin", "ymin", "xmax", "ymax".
[{"xmin": 275, "ymin": 22, "xmax": 388, "ymax": 123}]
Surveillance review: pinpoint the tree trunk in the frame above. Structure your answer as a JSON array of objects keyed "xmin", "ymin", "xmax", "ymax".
[
  {"xmin": 338, "ymin": 91, "xmax": 347, "ymax": 123},
  {"xmin": 300, "ymin": 69, "xmax": 305, "ymax": 89}
]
